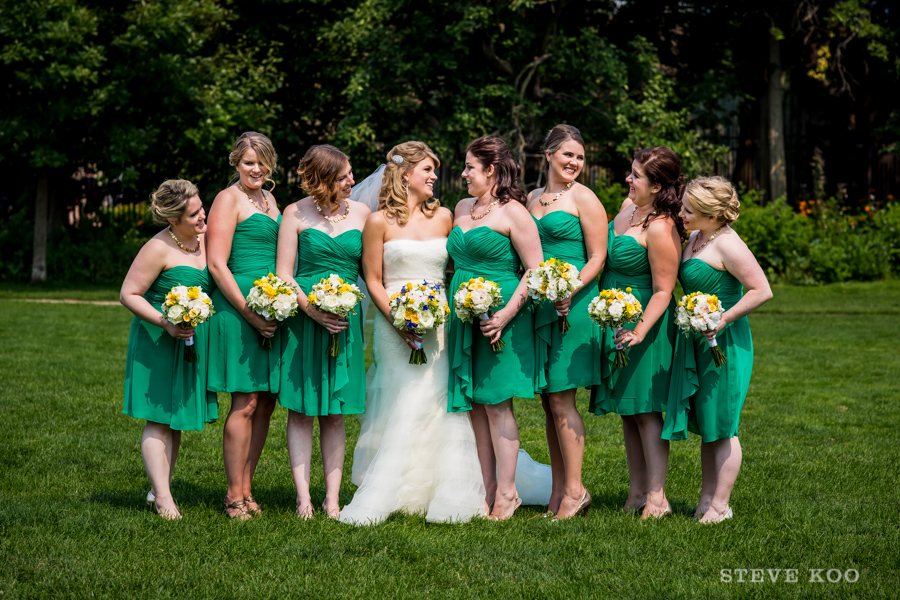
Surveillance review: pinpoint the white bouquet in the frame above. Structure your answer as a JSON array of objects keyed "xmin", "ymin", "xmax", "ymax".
[
  {"xmin": 388, "ymin": 281, "xmax": 450, "ymax": 365},
  {"xmin": 453, "ymin": 277, "xmax": 505, "ymax": 351},
  {"xmin": 526, "ymin": 257, "xmax": 583, "ymax": 333},
  {"xmin": 161, "ymin": 285, "xmax": 215, "ymax": 363},
  {"xmin": 247, "ymin": 272, "xmax": 299, "ymax": 349},
  {"xmin": 307, "ymin": 274, "xmax": 365, "ymax": 356},
  {"xmin": 587, "ymin": 287, "xmax": 643, "ymax": 367},
  {"xmin": 676, "ymin": 291, "xmax": 727, "ymax": 367}
]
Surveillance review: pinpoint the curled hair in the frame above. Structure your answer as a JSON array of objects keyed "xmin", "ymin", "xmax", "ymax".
[
  {"xmin": 633, "ymin": 146, "xmax": 687, "ymax": 241},
  {"xmin": 466, "ymin": 136, "xmax": 526, "ymax": 205},
  {"xmin": 149, "ymin": 179, "xmax": 199, "ymax": 225},
  {"xmin": 683, "ymin": 176, "xmax": 741, "ymax": 225},
  {"xmin": 379, "ymin": 141, "xmax": 441, "ymax": 224},
  {"xmin": 228, "ymin": 131, "xmax": 278, "ymax": 191},
  {"xmin": 541, "ymin": 124, "xmax": 585, "ymax": 155},
  {"xmin": 297, "ymin": 144, "xmax": 350, "ymax": 208}
]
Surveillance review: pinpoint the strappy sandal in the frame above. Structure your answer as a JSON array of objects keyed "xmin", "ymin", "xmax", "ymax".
[
  {"xmin": 223, "ymin": 498, "xmax": 251, "ymax": 520},
  {"xmin": 244, "ymin": 495, "xmax": 262, "ymax": 516}
]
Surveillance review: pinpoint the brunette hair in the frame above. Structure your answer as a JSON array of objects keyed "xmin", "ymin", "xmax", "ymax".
[
  {"xmin": 683, "ymin": 176, "xmax": 741, "ymax": 224},
  {"xmin": 466, "ymin": 136, "xmax": 526, "ymax": 205},
  {"xmin": 297, "ymin": 144, "xmax": 350, "ymax": 207},
  {"xmin": 541, "ymin": 124, "xmax": 585, "ymax": 155},
  {"xmin": 633, "ymin": 146, "xmax": 687, "ymax": 240},
  {"xmin": 228, "ymin": 131, "xmax": 278, "ymax": 191},
  {"xmin": 380, "ymin": 141, "xmax": 441, "ymax": 224},
  {"xmin": 149, "ymin": 179, "xmax": 199, "ymax": 225}
]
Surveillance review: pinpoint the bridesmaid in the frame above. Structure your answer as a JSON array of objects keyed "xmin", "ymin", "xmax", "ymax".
[
  {"xmin": 527, "ymin": 125, "xmax": 607, "ymax": 519},
  {"xmin": 276, "ymin": 144, "xmax": 369, "ymax": 519},
  {"xmin": 447, "ymin": 135, "xmax": 544, "ymax": 520},
  {"xmin": 663, "ymin": 176, "xmax": 772, "ymax": 524},
  {"xmin": 589, "ymin": 146, "xmax": 683, "ymax": 519},
  {"xmin": 121, "ymin": 179, "xmax": 217, "ymax": 520},
  {"xmin": 207, "ymin": 132, "xmax": 282, "ymax": 519}
]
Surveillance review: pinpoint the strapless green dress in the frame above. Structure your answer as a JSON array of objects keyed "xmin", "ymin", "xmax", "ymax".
[
  {"xmin": 662, "ymin": 259, "xmax": 754, "ymax": 442},
  {"xmin": 208, "ymin": 213, "xmax": 282, "ymax": 394},
  {"xmin": 279, "ymin": 229, "xmax": 365, "ymax": 416},
  {"xmin": 590, "ymin": 221, "xmax": 677, "ymax": 416},
  {"xmin": 533, "ymin": 212, "xmax": 602, "ymax": 393},
  {"xmin": 123, "ymin": 266, "xmax": 218, "ymax": 430},
  {"xmin": 447, "ymin": 226, "xmax": 535, "ymax": 412}
]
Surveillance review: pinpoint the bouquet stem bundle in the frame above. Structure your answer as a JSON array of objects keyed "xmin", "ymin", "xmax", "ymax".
[
  {"xmin": 454, "ymin": 278, "xmax": 505, "ymax": 353},
  {"xmin": 161, "ymin": 285, "xmax": 215, "ymax": 363},
  {"xmin": 675, "ymin": 291, "xmax": 728, "ymax": 369},
  {"xmin": 307, "ymin": 274, "xmax": 365, "ymax": 358},
  {"xmin": 587, "ymin": 287, "xmax": 643, "ymax": 370}
]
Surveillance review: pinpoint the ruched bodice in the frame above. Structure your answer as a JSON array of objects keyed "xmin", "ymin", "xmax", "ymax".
[
  {"xmin": 382, "ymin": 237, "xmax": 448, "ymax": 293},
  {"xmin": 533, "ymin": 212, "xmax": 588, "ymax": 268},
  {"xmin": 296, "ymin": 228, "xmax": 362, "ymax": 283},
  {"xmin": 680, "ymin": 259, "xmax": 744, "ymax": 310},
  {"xmin": 447, "ymin": 227, "xmax": 520, "ymax": 277},
  {"xmin": 601, "ymin": 222, "xmax": 653, "ymax": 291},
  {"xmin": 227, "ymin": 213, "xmax": 280, "ymax": 275},
  {"xmin": 143, "ymin": 266, "xmax": 211, "ymax": 308}
]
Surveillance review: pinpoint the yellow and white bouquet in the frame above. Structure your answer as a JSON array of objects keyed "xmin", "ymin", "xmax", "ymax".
[
  {"xmin": 161, "ymin": 285, "xmax": 215, "ymax": 363},
  {"xmin": 676, "ymin": 291, "xmax": 727, "ymax": 367},
  {"xmin": 526, "ymin": 258, "xmax": 583, "ymax": 333},
  {"xmin": 588, "ymin": 287, "xmax": 643, "ymax": 367},
  {"xmin": 307, "ymin": 274, "xmax": 365, "ymax": 356},
  {"xmin": 453, "ymin": 277, "xmax": 505, "ymax": 351},
  {"xmin": 389, "ymin": 281, "xmax": 450, "ymax": 365},
  {"xmin": 247, "ymin": 273, "xmax": 299, "ymax": 349}
]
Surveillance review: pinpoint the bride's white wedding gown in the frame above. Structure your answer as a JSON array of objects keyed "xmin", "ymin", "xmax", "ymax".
[{"xmin": 339, "ymin": 238, "xmax": 487, "ymax": 525}]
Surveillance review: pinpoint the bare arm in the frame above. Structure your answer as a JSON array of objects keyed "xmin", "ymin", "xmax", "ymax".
[
  {"xmin": 119, "ymin": 237, "xmax": 193, "ymax": 340},
  {"xmin": 361, "ymin": 212, "xmax": 391, "ymax": 322},
  {"xmin": 554, "ymin": 188, "xmax": 608, "ymax": 315},
  {"xmin": 704, "ymin": 233, "xmax": 773, "ymax": 339},
  {"xmin": 617, "ymin": 219, "xmax": 680, "ymax": 349}
]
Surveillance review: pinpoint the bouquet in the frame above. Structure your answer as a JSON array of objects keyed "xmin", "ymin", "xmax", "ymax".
[
  {"xmin": 587, "ymin": 287, "xmax": 643, "ymax": 368},
  {"xmin": 388, "ymin": 281, "xmax": 450, "ymax": 365},
  {"xmin": 307, "ymin": 274, "xmax": 365, "ymax": 356},
  {"xmin": 526, "ymin": 258, "xmax": 583, "ymax": 333},
  {"xmin": 676, "ymin": 291, "xmax": 727, "ymax": 367},
  {"xmin": 247, "ymin": 273, "xmax": 300, "ymax": 349},
  {"xmin": 453, "ymin": 277, "xmax": 505, "ymax": 351},
  {"xmin": 161, "ymin": 285, "xmax": 215, "ymax": 363}
]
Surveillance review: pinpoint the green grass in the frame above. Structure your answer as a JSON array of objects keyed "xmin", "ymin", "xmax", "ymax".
[{"xmin": 1, "ymin": 282, "xmax": 898, "ymax": 598}]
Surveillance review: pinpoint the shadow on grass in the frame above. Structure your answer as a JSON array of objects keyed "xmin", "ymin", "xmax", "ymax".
[{"xmin": 88, "ymin": 483, "xmax": 332, "ymax": 513}]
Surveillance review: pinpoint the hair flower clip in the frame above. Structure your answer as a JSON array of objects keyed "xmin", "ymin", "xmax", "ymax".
[{"xmin": 392, "ymin": 155, "xmax": 404, "ymax": 164}]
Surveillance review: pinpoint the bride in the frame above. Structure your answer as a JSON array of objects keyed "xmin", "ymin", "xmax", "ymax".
[{"xmin": 339, "ymin": 141, "xmax": 488, "ymax": 524}]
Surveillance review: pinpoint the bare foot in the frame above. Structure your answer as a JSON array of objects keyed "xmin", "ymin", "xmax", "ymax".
[{"xmin": 641, "ymin": 499, "xmax": 672, "ymax": 519}]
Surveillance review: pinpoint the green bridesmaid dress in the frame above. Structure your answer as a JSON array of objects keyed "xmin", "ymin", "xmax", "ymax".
[
  {"xmin": 590, "ymin": 221, "xmax": 677, "ymax": 416},
  {"xmin": 533, "ymin": 212, "xmax": 602, "ymax": 393},
  {"xmin": 662, "ymin": 259, "xmax": 754, "ymax": 442},
  {"xmin": 447, "ymin": 226, "xmax": 535, "ymax": 412},
  {"xmin": 278, "ymin": 229, "xmax": 365, "ymax": 416},
  {"xmin": 208, "ymin": 213, "xmax": 282, "ymax": 394},
  {"xmin": 123, "ymin": 266, "xmax": 218, "ymax": 430}
]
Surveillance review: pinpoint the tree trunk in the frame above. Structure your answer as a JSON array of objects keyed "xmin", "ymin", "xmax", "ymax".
[
  {"xmin": 766, "ymin": 32, "xmax": 787, "ymax": 202},
  {"xmin": 30, "ymin": 176, "xmax": 49, "ymax": 284}
]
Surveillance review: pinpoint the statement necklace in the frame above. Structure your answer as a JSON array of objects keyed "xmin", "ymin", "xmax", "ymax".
[
  {"xmin": 238, "ymin": 182, "xmax": 269, "ymax": 214},
  {"xmin": 692, "ymin": 224, "xmax": 726, "ymax": 254},
  {"xmin": 315, "ymin": 198, "xmax": 349, "ymax": 223},
  {"xmin": 168, "ymin": 226, "xmax": 200, "ymax": 253},
  {"xmin": 539, "ymin": 181, "xmax": 574, "ymax": 206},
  {"xmin": 470, "ymin": 198, "xmax": 500, "ymax": 220},
  {"xmin": 629, "ymin": 205, "xmax": 656, "ymax": 227}
]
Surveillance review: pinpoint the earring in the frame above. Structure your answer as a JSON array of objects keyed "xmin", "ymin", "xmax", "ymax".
[{"xmin": 405, "ymin": 182, "xmax": 409, "ymax": 198}]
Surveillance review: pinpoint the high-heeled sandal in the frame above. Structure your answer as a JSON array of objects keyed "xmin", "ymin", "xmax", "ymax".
[
  {"xmin": 145, "ymin": 490, "xmax": 156, "ymax": 506},
  {"xmin": 223, "ymin": 498, "xmax": 251, "ymax": 520},
  {"xmin": 487, "ymin": 496, "xmax": 521, "ymax": 521},
  {"xmin": 244, "ymin": 495, "xmax": 262, "ymax": 516},
  {"xmin": 552, "ymin": 489, "xmax": 592, "ymax": 521}
]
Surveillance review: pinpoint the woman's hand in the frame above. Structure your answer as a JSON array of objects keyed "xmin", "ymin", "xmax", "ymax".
[
  {"xmin": 306, "ymin": 305, "xmax": 348, "ymax": 334},
  {"xmin": 480, "ymin": 308, "xmax": 513, "ymax": 344},
  {"xmin": 396, "ymin": 329, "xmax": 424, "ymax": 350},
  {"xmin": 245, "ymin": 310, "xmax": 278, "ymax": 338},
  {"xmin": 702, "ymin": 312, "xmax": 730, "ymax": 341},
  {"xmin": 552, "ymin": 295, "xmax": 572, "ymax": 316},
  {"xmin": 164, "ymin": 321, "xmax": 196, "ymax": 341},
  {"xmin": 615, "ymin": 327, "xmax": 645, "ymax": 349}
]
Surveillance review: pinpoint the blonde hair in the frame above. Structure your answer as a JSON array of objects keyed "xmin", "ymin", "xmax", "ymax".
[
  {"xmin": 149, "ymin": 179, "xmax": 199, "ymax": 225},
  {"xmin": 297, "ymin": 144, "xmax": 349, "ymax": 208},
  {"xmin": 228, "ymin": 131, "xmax": 278, "ymax": 191},
  {"xmin": 379, "ymin": 141, "xmax": 441, "ymax": 224},
  {"xmin": 683, "ymin": 176, "xmax": 741, "ymax": 225}
]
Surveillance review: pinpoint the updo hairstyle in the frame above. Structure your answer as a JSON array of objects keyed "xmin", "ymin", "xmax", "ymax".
[
  {"xmin": 682, "ymin": 176, "xmax": 741, "ymax": 225},
  {"xmin": 541, "ymin": 124, "xmax": 585, "ymax": 155},
  {"xmin": 228, "ymin": 131, "xmax": 278, "ymax": 191},
  {"xmin": 150, "ymin": 179, "xmax": 199, "ymax": 225},
  {"xmin": 297, "ymin": 144, "xmax": 350, "ymax": 208},
  {"xmin": 633, "ymin": 146, "xmax": 688, "ymax": 241},
  {"xmin": 466, "ymin": 136, "xmax": 527, "ymax": 205},
  {"xmin": 379, "ymin": 141, "xmax": 441, "ymax": 224}
]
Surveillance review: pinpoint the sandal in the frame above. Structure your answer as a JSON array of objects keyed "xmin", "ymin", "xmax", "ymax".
[
  {"xmin": 244, "ymin": 495, "xmax": 262, "ymax": 516},
  {"xmin": 223, "ymin": 498, "xmax": 251, "ymax": 520}
]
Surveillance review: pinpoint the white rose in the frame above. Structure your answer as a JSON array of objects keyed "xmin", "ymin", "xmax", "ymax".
[
  {"xmin": 340, "ymin": 291, "xmax": 358, "ymax": 308},
  {"xmin": 167, "ymin": 305, "xmax": 185, "ymax": 321},
  {"xmin": 321, "ymin": 295, "xmax": 340, "ymax": 312},
  {"xmin": 608, "ymin": 302, "xmax": 624, "ymax": 319},
  {"xmin": 419, "ymin": 310, "xmax": 435, "ymax": 329},
  {"xmin": 690, "ymin": 316, "xmax": 707, "ymax": 331}
]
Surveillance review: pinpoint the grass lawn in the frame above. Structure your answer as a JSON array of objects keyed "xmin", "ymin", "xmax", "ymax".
[{"xmin": 1, "ymin": 281, "xmax": 898, "ymax": 598}]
